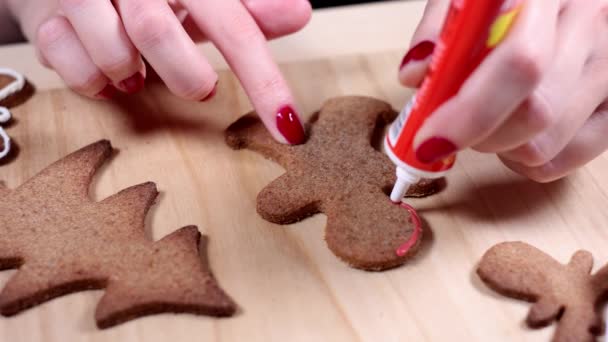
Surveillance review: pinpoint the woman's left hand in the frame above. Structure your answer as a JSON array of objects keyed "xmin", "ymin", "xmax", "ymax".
[{"xmin": 399, "ymin": 0, "xmax": 608, "ymax": 183}]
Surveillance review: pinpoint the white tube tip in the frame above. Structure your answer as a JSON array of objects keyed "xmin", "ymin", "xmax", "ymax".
[{"xmin": 389, "ymin": 179, "xmax": 411, "ymax": 203}]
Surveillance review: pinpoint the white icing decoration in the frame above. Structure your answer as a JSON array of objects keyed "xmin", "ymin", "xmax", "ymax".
[
  {"xmin": 0, "ymin": 107, "xmax": 10, "ymax": 123},
  {"xmin": 0, "ymin": 68, "xmax": 25, "ymax": 160},
  {"xmin": 0, "ymin": 68, "xmax": 25, "ymax": 101},
  {"xmin": 0, "ymin": 127, "xmax": 10, "ymax": 160}
]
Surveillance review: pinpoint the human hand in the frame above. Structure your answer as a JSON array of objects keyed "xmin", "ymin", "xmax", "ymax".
[
  {"xmin": 398, "ymin": 0, "xmax": 608, "ymax": 182},
  {"xmin": 7, "ymin": 0, "xmax": 311, "ymax": 144}
]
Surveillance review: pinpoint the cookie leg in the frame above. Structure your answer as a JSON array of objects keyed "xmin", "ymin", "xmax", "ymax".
[
  {"xmin": 256, "ymin": 173, "xmax": 319, "ymax": 225},
  {"xmin": 324, "ymin": 188, "xmax": 423, "ymax": 271}
]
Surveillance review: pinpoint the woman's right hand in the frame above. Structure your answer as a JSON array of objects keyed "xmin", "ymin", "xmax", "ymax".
[{"xmin": 7, "ymin": 0, "xmax": 312, "ymax": 144}]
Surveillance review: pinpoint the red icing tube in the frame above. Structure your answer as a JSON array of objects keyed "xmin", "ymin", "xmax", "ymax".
[{"xmin": 386, "ymin": 0, "xmax": 522, "ymax": 202}]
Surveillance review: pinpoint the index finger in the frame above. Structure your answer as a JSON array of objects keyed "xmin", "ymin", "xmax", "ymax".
[{"xmin": 179, "ymin": 0, "xmax": 304, "ymax": 144}]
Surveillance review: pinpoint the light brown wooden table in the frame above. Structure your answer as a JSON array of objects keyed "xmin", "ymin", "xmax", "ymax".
[{"xmin": 1, "ymin": 1, "xmax": 608, "ymax": 341}]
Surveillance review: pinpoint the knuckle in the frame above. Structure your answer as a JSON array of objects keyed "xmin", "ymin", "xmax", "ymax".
[
  {"xmin": 519, "ymin": 93, "xmax": 556, "ymax": 132},
  {"xmin": 458, "ymin": 97, "xmax": 496, "ymax": 135},
  {"xmin": 36, "ymin": 17, "xmax": 71, "ymax": 51},
  {"xmin": 515, "ymin": 141, "xmax": 553, "ymax": 167},
  {"xmin": 506, "ymin": 45, "xmax": 546, "ymax": 85},
  {"xmin": 248, "ymin": 76, "xmax": 284, "ymax": 99},
  {"xmin": 125, "ymin": 11, "xmax": 172, "ymax": 49},
  {"xmin": 221, "ymin": 11, "xmax": 262, "ymax": 45}
]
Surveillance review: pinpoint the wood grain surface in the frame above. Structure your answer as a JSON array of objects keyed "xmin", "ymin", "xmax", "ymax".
[{"xmin": 1, "ymin": 50, "xmax": 607, "ymax": 342}]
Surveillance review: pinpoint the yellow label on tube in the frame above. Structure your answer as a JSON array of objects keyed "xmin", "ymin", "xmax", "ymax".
[{"xmin": 487, "ymin": 4, "xmax": 522, "ymax": 47}]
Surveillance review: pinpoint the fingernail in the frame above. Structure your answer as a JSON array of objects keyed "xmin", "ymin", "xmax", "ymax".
[
  {"xmin": 399, "ymin": 40, "xmax": 435, "ymax": 70},
  {"xmin": 415, "ymin": 136, "xmax": 457, "ymax": 164},
  {"xmin": 96, "ymin": 84, "xmax": 117, "ymax": 100},
  {"xmin": 200, "ymin": 81, "xmax": 218, "ymax": 102},
  {"xmin": 119, "ymin": 72, "xmax": 145, "ymax": 94},
  {"xmin": 276, "ymin": 105, "xmax": 305, "ymax": 144}
]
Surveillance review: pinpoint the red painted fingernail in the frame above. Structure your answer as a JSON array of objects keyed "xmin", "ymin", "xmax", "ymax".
[
  {"xmin": 399, "ymin": 40, "xmax": 435, "ymax": 70},
  {"xmin": 119, "ymin": 72, "xmax": 145, "ymax": 94},
  {"xmin": 415, "ymin": 137, "xmax": 457, "ymax": 164},
  {"xmin": 276, "ymin": 105, "xmax": 305, "ymax": 144},
  {"xmin": 200, "ymin": 82, "xmax": 218, "ymax": 102},
  {"xmin": 96, "ymin": 84, "xmax": 117, "ymax": 100}
]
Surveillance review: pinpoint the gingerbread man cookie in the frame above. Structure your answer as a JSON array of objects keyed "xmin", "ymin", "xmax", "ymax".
[{"xmin": 226, "ymin": 96, "xmax": 443, "ymax": 271}]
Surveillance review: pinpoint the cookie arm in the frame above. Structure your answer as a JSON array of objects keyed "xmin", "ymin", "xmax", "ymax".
[
  {"xmin": 226, "ymin": 113, "xmax": 292, "ymax": 166},
  {"xmin": 256, "ymin": 173, "xmax": 319, "ymax": 224}
]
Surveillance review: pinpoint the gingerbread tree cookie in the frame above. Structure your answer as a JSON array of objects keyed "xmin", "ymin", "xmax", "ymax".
[
  {"xmin": 0, "ymin": 141, "xmax": 236, "ymax": 328},
  {"xmin": 477, "ymin": 241, "xmax": 608, "ymax": 342},
  {"xmin": 226, "ymin": 96, "xmax": 443, "ymax": 271}
]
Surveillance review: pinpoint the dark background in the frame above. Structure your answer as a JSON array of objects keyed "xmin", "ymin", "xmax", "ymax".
[{"xmin": 310, "ymin": 0, "xmax": 391, "ymax": 9}]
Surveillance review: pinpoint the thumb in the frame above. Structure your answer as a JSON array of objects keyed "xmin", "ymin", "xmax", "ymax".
[{"xmin": 398, "ymin": 0, "xmax": 450, "ymax": 88}]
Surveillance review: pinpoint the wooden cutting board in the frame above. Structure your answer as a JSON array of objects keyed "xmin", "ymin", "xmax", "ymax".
[{"xmin": 1, "ymin": 50, "xmax": 608, "ymax": 342}]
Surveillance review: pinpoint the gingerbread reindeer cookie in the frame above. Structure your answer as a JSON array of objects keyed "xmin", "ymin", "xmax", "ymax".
[
  {"xmin": 0, "ymin": 141, "xmax": 236, "ymax": 328},
  {"xmin": 477, "ymin": 241, "xmax": 608, "ymax": 342},
  {"xmin": 226, "ymin": 96, "xmax": 443, "ymax": 271}
]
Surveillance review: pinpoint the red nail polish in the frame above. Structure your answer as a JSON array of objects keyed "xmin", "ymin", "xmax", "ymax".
[
  {"xmin": 119, "ymin": 72, "xmax": 145, "ymax": 94},
  {"xmin": 399, "ymin": 40, "xmax": 435, "ymax": 70},
  {"xmin": 276, "ymin": 106, "xmax": 305, "ymax": 144},
  {"xmin": 415, "ymin": 137, "xmax": 457, "ymax": 164},
  {"xmin": 96, "ymin": 84, "xmax": 117, "ymax": 100},
  {"xmin": 200, "ymin": 82, "xmax": 218, "ymax": 102}
]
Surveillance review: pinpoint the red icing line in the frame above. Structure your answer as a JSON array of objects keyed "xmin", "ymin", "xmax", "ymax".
[{"xmin": 394, "ymin": 201, "xmax": 422, "ymax": 257}]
